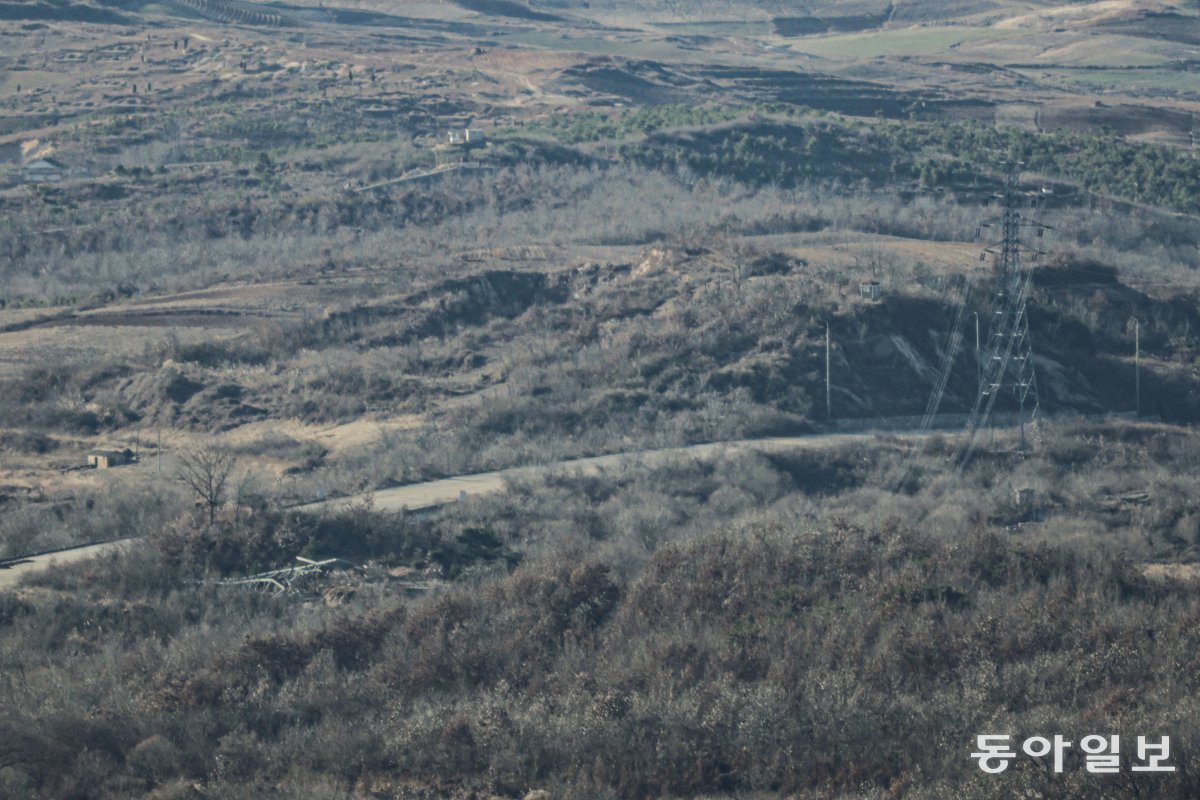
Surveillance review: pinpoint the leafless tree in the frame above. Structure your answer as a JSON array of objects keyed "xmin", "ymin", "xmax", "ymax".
[{"xmin": 176, "ymin": 441, "xmax": 237, "ymax": 525}]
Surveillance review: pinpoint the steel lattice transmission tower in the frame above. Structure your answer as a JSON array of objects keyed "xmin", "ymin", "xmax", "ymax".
[{"xmin": 955, "ymin": 167, "xmax": 1049, "ymax": 466}]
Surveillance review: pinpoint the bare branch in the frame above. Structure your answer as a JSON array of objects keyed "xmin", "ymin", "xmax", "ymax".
[{"xmin": 176, "ymin": 442, "xmax": 237, "ymax": 525}]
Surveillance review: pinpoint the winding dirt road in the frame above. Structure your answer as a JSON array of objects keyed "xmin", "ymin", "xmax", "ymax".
[
  {"xmin": 0, "ymin": 431, "xmax": 887, "ymax": 589},
  {"xmin": 299, "ymin": 432, "xmax": 874, "ymax": 513}
]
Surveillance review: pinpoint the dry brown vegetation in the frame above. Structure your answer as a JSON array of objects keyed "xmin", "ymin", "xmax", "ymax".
[
  {"xmin": 3, "ymin": 423, "xmax": 1200, "ymax": 799},
  {"xmin": 2, "ymin": 1, "xmax": 1200, "ymax": 797}
]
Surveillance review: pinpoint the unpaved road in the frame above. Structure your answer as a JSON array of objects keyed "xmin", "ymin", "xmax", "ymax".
[
  {"xmin": 297, "ymin": 432, "xmax": 878, "ymax": 514},
  {"xmin": 0, "ymin": 431, "xmax": 889, "ymax": 589},
  {"xmin": 0, "ymin": 539, "xmax": 134, "ymax": 590}
]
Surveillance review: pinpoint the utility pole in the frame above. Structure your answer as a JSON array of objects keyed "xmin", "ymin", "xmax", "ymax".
[
  {"xmin": 973, "ymin": 311, "xmax": 981, "ymax": 390},
  {"xmin": 1019, "ymin": 405, "xmax": 1026, "ymax": 451},
  {"xmin": 825, "ymin": 321, "xmax": 832, "ymax": 421},
  {"xmin": 1134, "ymin": 318, "xmax": 1141, "ymax": 416},
  {"xmin": 157, "ymin": 429, "xmax": 161, "ymax": 473}
]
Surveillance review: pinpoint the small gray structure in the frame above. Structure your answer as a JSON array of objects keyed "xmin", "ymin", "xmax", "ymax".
[
  {"xmin": 22, "ymin": 158, "xmax": 67, "ymax": 183},
  {"xmin": 860, "ymin": 280, "xmax": 882, "ymax": 301},
  {"xmin": 87, "ymin": 449, "xmax": 131, "ymax": 469}
]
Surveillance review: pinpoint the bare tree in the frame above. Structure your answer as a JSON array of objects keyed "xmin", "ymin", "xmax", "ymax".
[{"xmin": 176, "ymin": 442, "xmax": 237, "ymax": 525}]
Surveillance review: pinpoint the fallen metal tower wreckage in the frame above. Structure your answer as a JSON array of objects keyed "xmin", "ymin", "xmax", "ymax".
[
  {"xmin": 213, "ymin": 556, "xmax": 437, "ymax": 596},
  {"xmin": 214, "ymin": 556, "xmax": 352, "ymax": 593}
]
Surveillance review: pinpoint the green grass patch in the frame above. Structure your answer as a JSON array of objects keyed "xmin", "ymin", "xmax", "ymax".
[
  {"xmin": 609, "ymin": 113, "xmax": 1200, "ymax": 215},
  {"xmin": 500, "ymin": 103, "xmax": 757, "ymax": 143},
  {"xmin": 791, "ymin": 25, "xmax": 1015, "ymax": 58},
  {"xmin": 1035, "ymin": 67, "xmax": 1200, "ymax": 96},
  {"xmin": 648, "ymin": 20, "xmax": 773, "ymax": 36}
]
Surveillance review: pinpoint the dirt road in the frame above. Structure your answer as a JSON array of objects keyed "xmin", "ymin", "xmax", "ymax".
[
  {"xmin": 0, "ymin": 431, "xmax": 888, "ymax": 589},
  {"xmin": 297, "ymin": 432, "xmax": 876, "ymax": 514},
  {"xmin": 0, "ymin": 539, "xmax": 133, "ymax": 590}
]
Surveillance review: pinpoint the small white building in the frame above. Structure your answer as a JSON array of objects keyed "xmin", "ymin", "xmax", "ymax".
[
  {"xmin": 446, "ymin": 129, "xmax": 483, "ymax": 146},
  {"xmin": 22, "ymin": 157, "xmax": 66, "ymax": 183},
  {"xmin": 860, "ymin": 280, "xmax": 882, "ymax": 301}
]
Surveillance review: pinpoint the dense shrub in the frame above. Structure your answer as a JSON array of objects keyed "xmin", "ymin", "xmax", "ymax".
[{"xmin": 5, "ymin": 429, "xmax": 1200, "ymax": 797}]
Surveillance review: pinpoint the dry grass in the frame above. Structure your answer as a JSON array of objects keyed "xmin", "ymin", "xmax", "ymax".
[{"xmin": 1143, "ymin": 562, "xmax": 1200, "ymax": 583}]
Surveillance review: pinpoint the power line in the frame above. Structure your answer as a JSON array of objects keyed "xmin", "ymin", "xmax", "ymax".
[
  {"xmin": 887, "ymin": 165, "xmax": 1053, "ymax": 490},
  {"xmin": 884, "ymin": 272, "xmax": 975, "ymax": 492},
  {"xmin": 955, "ymin": 165, "xmax": 1049, "ymax": 468}
]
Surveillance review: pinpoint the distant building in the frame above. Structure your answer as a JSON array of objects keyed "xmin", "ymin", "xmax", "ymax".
[
  {"xmin": 22, "ymin": 157, "xmax": 67, "ymax": 183},
  {"xmin": 860, "ymin": 280, "xmax": 882, "ymax": 301},
  {"xmin": 446, "ymin": 129, "xmax": 483, "ymax": 146},
  {"xmin": 87, "ymin": 449, "xmax": 132, "ymax": 469},
  {"xmin": 434, "ymin": 128, "xmax": 486, "ymax": 165}
]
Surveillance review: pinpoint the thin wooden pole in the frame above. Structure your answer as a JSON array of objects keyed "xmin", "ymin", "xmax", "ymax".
[
  {"xmin": 825, "ymin": 322, "xmax": 831, "ymax": 421},
  {"xmin": 974, "ymin": 311, "xmax": 980, "ymax": 390},
  {"xmin": 1135, "ymin": 318, "xmax": 1141, "ymax": 416}
]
